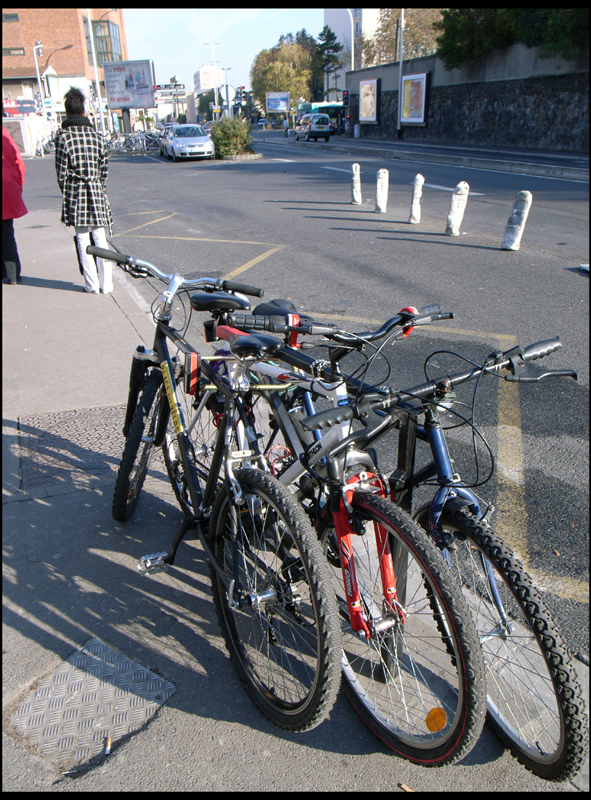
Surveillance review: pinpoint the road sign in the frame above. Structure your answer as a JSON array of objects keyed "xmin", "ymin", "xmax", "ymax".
[{"xmin": 154, "ymin": 83, "xmax": 185, "ymax": 90}]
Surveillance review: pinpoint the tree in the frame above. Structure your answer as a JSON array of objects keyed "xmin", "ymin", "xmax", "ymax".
[
  {"xmin": 360, "ymin": 9, "xmax": 444, "ymax": 68},
  {"xmin": 198, "ymin": 88, "xmax": 216, "ymax": 120},
  {"xmin": 435, "ymin": 9, "xmax": 589, "ymax": 71},
  {"xmin": 316, "ymin": 25, "xmax": 343, "ymax": 99},
  {"xmin": 250, "ymin": 35, "xmax": 313, "ymax": 108}
]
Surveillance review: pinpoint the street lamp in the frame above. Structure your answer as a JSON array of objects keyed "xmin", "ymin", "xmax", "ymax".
[
  {"xmin": 204, "ymin": 40, "xmax": 222, "ymax": 114},
  {"xmin": 345, "ymin": 9, "xmax": 354, "ymax": 71},
  {"xmin": 222, "ymin": 67, "xmax": 231, "ymax": 118}
]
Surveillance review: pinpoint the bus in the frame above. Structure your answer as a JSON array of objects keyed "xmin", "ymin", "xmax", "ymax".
[{"xmin": 296, "ymin": 101, "xmax": 344, "ymax": 129}]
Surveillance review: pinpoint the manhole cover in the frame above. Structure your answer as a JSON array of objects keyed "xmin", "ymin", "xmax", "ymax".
[
  {"xmin": 18, "ymin": 406, "xmax": 128, "ymax": 494},
  {"xmin": 8, "ymin": 638, "xmax": 175, "ymax": 773}
]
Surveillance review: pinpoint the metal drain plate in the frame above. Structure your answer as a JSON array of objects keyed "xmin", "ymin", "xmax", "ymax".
[{"xmin": 8, "ymin": 638, "xmax": 175, "ymax": 772}]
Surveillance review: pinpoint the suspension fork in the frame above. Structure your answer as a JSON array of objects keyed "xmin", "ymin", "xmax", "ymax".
[{"xmin": 329, "ymin": 474, "xmax": 406, "ymax": 638}]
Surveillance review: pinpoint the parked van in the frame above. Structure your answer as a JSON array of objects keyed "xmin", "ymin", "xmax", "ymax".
[{"xmin": 294, "ymin": 113, "xmax": 332, "ymax": 142}]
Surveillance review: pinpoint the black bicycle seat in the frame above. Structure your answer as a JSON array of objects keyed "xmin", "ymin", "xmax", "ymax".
[
  {"xmin": 253, "ymin": 297, "xmax": 312, "ymax": 322},
  {"xmin": 190, "ymin": 291, "xmax": 250, "ymax": 313},
  {"xmin": 227, "ymin": 332, "xmax": 282, "ymax": 358}
]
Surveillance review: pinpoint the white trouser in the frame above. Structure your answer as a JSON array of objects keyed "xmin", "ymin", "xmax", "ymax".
[{"xmin": 74, "ymin": 226, "xmax": 114, "ymax": 293}]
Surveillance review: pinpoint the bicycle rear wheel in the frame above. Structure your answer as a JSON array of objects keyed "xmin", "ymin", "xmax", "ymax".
[
  {"xmin": 209, "ymin": 469, "xmax": 341, "ymax": 731},
  {"xmin": 319, "ymin": 491, "xmax": 486, "ymax": 766},
  {"xmin": 415, "ymin": 507, "xmax": 588, "ymax": 781},
  {"xmin": 112, "ymin": 370, "xmax": 165, "ymax": 522}
]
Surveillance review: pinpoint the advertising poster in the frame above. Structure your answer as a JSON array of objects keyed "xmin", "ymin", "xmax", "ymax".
[
  {"xmin": 103, "ymin": 60, "xmax": 155, "ymax": 109},
  {"xmin": 401, "ymin": 72, "xmax": 429, "ymax": 125},
  {"xmin": 359, "ymin": 79, "xmax": 378, "ymax": 124},
  {"xmin": 266, "ymin": 92, "xmax": 290, "ymax": 113}
]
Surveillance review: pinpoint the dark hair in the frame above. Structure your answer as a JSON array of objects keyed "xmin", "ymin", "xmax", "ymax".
[{"xmin": 64, "ymin": 87, "xmax": 86, "ymax": 116}]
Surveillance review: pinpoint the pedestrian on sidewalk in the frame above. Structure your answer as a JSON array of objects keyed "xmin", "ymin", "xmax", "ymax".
[
  {"xmin": 2, "ymin": 126, "xmax": 27, "ymax": 285},
  {"xmin": 54, "ymin": 87, "xmax": 114, "ymax": 294},
  {"xmin": 283, "ymin": 117, "xmax": 289, "ymax": 137}
]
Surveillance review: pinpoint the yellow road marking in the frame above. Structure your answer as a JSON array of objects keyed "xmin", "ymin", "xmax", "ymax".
[
  {"xmin": 115, "ymin": 234, "xmax": 285, "ymax": 247},
  {"xmin": 116, "ymin": 210, "xmax": 169, "ymax": 216},
  {"xmin": 223, "ymin": 246, "xmax": 287, "ymax": 280},
  {"xmin": 112, "ymin": 213, "xmax": 176, "ymax": 236}
]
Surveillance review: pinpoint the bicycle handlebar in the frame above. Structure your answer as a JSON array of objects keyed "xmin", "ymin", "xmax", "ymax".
[
  {"xmin": 301, "ymin": 336, "xmax": 577, "ymax": 432},
  {"xmin": 86, "ymin": 246, "xmax": 264, "ymax": 297}
]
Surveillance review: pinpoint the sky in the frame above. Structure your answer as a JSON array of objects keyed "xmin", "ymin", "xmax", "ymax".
[{"xmin": 122, "ymin": 8, "xmax": 326, "ymax": 94}]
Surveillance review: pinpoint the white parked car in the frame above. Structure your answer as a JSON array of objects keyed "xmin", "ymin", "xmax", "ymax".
[{"xmin": 163, "ymin": 124, "xmax": 214, "ymax": 161}]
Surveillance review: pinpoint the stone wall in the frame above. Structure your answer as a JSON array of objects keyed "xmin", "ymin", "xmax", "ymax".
[
  {"xmin": 347, "ymin": 44, "xmax": 589, "ymax": 152},
  {"xmin": 349, "ymin": 72, "xmax": 589, "ymax": 151}
]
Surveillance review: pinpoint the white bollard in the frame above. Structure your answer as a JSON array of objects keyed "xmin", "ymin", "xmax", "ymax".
[
  {"xmin": 502, "ymin": 191, "xmax": 533, "ymax": 251},
  {"xmin": 445, "ymin": 181, "xmax": 469, "ymax": 235},
  {"xmin": 409, "ymin": 173, "xmax": 424, "ymax": 224},
  {"xmin": 375, "ymin": 168, "xmax": 389, "ymax": 213},
  {"xmin": 351, "ymin": 163, "xmax": 362, "ymax": 204}
]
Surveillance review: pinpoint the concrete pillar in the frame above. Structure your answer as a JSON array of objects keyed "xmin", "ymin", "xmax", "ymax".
[
  {"xmin": 351, "ymin": 163, "xmax": 362, "ymax": 204},
  {"xmin": 445, "ymin": 181, "xmax": 469, "ymax": 235},
  {"xmin": 409, "ymin": 173, "xmax": 424, "ymax": 224},
  {"xmin": 376, "ymin": 168, "xmax": 389, "ymax": 213},
  {"xmin": 502, "ymin": 191, "xmax": 533, "ymax": 251}
]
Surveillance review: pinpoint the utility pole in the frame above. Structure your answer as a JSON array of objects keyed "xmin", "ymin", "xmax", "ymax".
[{"xmin": 397, "ymin": 9, "xmax": 404, "ymax": 138}]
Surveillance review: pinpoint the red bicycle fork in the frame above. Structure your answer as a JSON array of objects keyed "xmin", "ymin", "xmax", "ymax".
[{"xmin": 331, "ymin": 481, "xmax": 406, "ymax": 638}]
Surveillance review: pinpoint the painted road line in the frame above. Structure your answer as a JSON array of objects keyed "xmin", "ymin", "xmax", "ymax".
[
  {"xmin": 120, "ymin": 234, "xmax": 285, "ymax": 247},
  {"xmin": 270, "ymin": 158, "xmax": 296, "ymax": 163},
  {"xmin": 496, "ymin": 377, "xmax": 588, "ymax": 602},
  {"xmin": 419, "ymin": 182, "xmax": 485, "ymax": 196},
  {"xmin": 321, "ymin": 166, "xmax": 352, "ymax": 173},
  {"xmin": 112, "ymin": 213, "xmax": 176, "ymax": 236},
  {"xmin": 222, "ymin": 246, "xmax": 287, "ymax": 280}
]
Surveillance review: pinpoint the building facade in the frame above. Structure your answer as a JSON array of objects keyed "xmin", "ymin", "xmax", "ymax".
[
  {"xmin": 323, "ymin": 8, "xmax": 380, "ymax": 100},
  {"xmin": 2, "ymin": 8, "xmax": 128, "ymax": 128}
]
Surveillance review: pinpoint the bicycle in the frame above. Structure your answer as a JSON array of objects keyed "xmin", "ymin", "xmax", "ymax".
[
  {"xmin": 141, "ymin": 293, "xmax": 489, "ymax": 766},
  {"xmin": 86, "ymin": 244, "xmax": 342, "ymax": 733},
  {"xmin": 210, "ymin": 302, "xmax": 588, "ymax": 781}
]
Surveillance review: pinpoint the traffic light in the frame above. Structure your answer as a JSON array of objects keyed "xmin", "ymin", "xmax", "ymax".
[{"xmin": 343, "ymin": 89, "xmax": 349, "ymax": 107}]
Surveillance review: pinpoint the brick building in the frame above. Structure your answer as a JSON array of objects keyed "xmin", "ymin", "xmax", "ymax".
[{"xmin": 2, "ymin": 8, "xmax": 128, "ymax": 127}]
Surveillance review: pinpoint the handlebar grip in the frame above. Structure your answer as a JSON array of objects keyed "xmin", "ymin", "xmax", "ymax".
[
  {"xmin": 417, "ymin": 303, "xmax": 441, "ymax": 316},
  {"xmin": 86, "ymin": 245, "xmax": 128, "ymax": 264},
  {"xmin": 301, "ymin": 405, "xmax": 355, "ymax": 432},
  {"xmin": 521, "ymin": 337, "xmax": 561, "ymax": 363},
  {"xmin": 221, "ymin": 280, "xmax": 264, "ymax": 298}
]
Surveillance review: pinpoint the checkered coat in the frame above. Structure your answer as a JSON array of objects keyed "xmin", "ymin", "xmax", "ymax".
[{"xmin": 55, "ymin": 124, "xmax": 113, "ymax": 235}]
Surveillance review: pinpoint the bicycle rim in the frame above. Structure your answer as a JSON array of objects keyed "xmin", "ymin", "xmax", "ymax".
[
  {"xmin": 417, "ymin": 507, "xmax": 588, "ymax": 780},
  {"xmin": 320, "ymin": 492, "xmax": 485, "ymax": 764}
]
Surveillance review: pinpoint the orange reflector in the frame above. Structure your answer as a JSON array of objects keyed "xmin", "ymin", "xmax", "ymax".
[{"xmin": 426, "ymin": 707, "xmax": 447, "ymax": 732}]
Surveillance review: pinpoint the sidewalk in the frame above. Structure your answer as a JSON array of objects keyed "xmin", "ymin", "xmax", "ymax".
[{"xmin": 254, "ymin": 131, "xmax": 590, "ymax": 181}]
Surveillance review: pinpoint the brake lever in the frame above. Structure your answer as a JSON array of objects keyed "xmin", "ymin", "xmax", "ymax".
[{"xmin": 505, "ymin": 369, "xmax": 578, "ymax": 383}]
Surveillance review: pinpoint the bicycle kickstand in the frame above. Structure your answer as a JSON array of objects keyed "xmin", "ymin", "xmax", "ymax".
[{"xmin": 137, "ymin": 517, "xmax": 197, "ymax": 576}]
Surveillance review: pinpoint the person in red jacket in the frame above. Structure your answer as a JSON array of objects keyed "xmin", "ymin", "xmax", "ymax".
[{"xmin": 2, "ymin": 126, "xmax": 28, "ymax": 284}]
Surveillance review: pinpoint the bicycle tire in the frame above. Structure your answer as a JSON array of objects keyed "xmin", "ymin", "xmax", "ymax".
[
  {"xmin": 209, "ymin": 468, "xmax": 341, "ymax": 731},
  {"xmin": 112, "ymin": 370, "xmax": 164, "ymax": 522},
  {"xmin": 318, "ymin": 491, "xmax": 486, "ymax": 766},
  {"xmin": 415, "ymin": 507, "xmax": 588, "ymax": 781}
]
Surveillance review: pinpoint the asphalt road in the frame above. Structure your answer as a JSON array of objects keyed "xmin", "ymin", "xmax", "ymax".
[{"xmin": 10, "ymin": 145, "xmax": 589, "ymax": 790}]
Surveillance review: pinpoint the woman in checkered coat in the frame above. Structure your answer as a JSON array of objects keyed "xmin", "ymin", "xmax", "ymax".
[{"xmin": 55, "ymin": 87, "xmax": 114, "ymax": 293}]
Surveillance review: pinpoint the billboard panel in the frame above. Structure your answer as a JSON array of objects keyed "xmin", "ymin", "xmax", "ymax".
[
  {"xmin": 266, "ymin": 92, "xmax": 290, "ymax": 113},
  {"xmin": 194, "ymin": 65, "xmax": 223, "ymax": 94},
  {"xmin": 103, "ymin": 60, "xmax": 155, "ymax": 109},
  {"xmin": 359, "ymin": 79, "xmax": 378, "ymax": 124},
  {"xmin": 401, "ymin": 72, "xmax": 429, "ymax": 125}
]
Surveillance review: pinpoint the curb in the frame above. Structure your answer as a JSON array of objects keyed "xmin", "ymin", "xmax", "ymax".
[
  {"xmin": 259, "ymin": 137, "xmax": 589, "ymax": 182},
  {"xmin": 220, "ymin": 152, "xmax": 263, "ymax": 161}
]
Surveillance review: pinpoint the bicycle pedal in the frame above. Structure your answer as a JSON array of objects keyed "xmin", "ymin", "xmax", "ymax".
[{"xmin": 137, "ymin": 552, "xmax": 169, "ymax": 576}]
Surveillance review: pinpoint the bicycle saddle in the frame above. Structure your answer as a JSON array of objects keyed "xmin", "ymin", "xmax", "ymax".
[
  {"xmin": 252, "ymin": 298, "xmax": 312, "ymax": 322},
  {"xmin": 216, "ymin": 325, "xmax": 282, "ymax": 357},
  {"xmin": 190, "ymin": 291, "xmax": 250, "ymax": 313}
]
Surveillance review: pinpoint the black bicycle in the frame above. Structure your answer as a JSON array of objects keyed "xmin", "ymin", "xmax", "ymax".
[{"xmin": 87, "ymin": 244, "xmax": 342, "ymax": 732}]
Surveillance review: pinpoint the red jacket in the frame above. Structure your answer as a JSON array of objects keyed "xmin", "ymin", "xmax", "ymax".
[{"xmin": 2, "ymin": 127, "xmax": 28, "ymax": 220}]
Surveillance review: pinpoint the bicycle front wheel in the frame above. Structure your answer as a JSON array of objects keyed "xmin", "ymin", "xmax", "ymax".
[
  {"xmin": 319, "ymin": 492, "xmax": 486, "ymax": 766},
  {"xmin": 209, "ymin": 468, "xmax": 341, "ymax": 731},
  {"xmin": 113, "ymin": 370, "xmax": 165, "ymax": 522},
  {"xmin": 415, "ymin": 507, "xmax": 588, "ymax": 781}
]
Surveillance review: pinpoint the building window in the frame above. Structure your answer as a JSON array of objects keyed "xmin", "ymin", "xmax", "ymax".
[
  {"xmin": 2, "ymin": 48, "xmax": 25, "ymax": 56},
  {"xmin": 2, "ymin": 13, "xmax": 19, "ymax": 22},
  {"xmin": 84, "ymin": 16, "xmax": 122, "ymax": 67}
]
